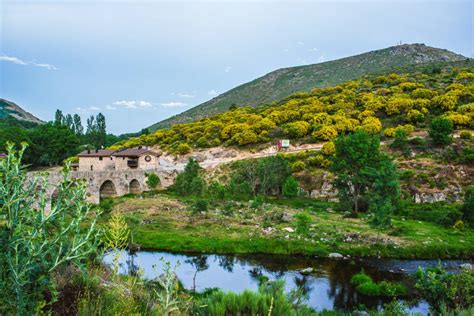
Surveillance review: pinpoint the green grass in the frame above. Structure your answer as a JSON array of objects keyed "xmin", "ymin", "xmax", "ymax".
[{"xmin": 106, "ymin": 194, "xmax": 474, "ymax": 259}]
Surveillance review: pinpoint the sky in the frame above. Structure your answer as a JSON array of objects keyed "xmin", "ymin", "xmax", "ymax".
[{"xmin": 0, "ymin": 0, "xmax": 472, "ymax": 134}]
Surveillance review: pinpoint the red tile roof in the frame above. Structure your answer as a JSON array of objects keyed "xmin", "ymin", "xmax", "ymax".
[{"xmin": 77, "ymin": 149, "xmax": 117, "ymax": 157}]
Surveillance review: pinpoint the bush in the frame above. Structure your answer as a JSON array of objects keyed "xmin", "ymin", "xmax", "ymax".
[
  {"xmin": 176, "ymin": 143, "xmax": 191, "ymax": 155},
  {"xmin": 350, "ymin": 271, "xmax": 373, "ymax": 286},
  {"xmin": 429, "ymin": 117, "xmax": 453, "ymax": 145},
  {"xmin": 294, "ymin": 211, "xmax": 312, "ymax": 235},
  {"xmin": 356, "ymin": 282, "xmax": 380, "ymax": 296},
  {"xmin": 415, "ymin": 265, "xmax": 474, "ymax": 314},
  {"xmin": 460, "ymin": 130, "xmax": 473, "ymax": 140},
  {"xmin": 192, "ymin": 199, "xmax": 208, "ymax": 215},
  {"xmin": 173, "ymin": 158, "xmax": 205, "ymax": 196},
  {"xmin": 146, "ymin": 172, "xmax": 160, "ymax": 190},
  {"xmin": 283, "ymin": 177, "xmax": 299, "ymax": 198},
  {"xmin": 321, "ymin": 141, "xmax": 336, "ymax": 156},
  {"xmin": 461, "ymin": 186, "xmax": 474, "ymax": 226},
  {"xmin": 291, "ymin": 160, "xmax": 306, "ymax": 172}
]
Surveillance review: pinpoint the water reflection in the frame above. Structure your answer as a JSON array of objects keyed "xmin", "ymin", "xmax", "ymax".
[{"xmin": 104, "ymin": 251, "xmax": 445, "ymax": 314}]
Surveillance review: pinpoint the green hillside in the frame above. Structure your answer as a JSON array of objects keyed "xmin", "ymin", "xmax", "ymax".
[
  {"xmin": 113, "ymin": 58, "xmax": 473, "ymax": 154},
  {"xmin": 0, "ymin": 99, "xmax": 43, "ymax": 128},
  {"xmin": 150, "ymin": 43, "xmax": 467, "ymax": 131}
]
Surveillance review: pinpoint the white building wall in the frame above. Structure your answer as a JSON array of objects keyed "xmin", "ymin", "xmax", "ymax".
[{"xmin": 78, "ymin": 156, "xmax": 115, "ymax": 172}]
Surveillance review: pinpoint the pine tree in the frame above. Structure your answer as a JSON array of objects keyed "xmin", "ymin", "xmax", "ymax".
[
  {"xmin": 54, "ymin": 109, "xmax": 64, "ymax": 126},
  {"xmin": 73, "ymin": 114, "xmax": 84, "ymax": 136}
]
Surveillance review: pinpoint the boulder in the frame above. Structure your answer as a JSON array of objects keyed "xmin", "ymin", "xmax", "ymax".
[
  {"xmin": 459, "ymin": 263, "xmax": 473, "ymax": 271},
  {"xmin": 328, "ymin": 253, "xmax": 344, "ymax": 258},
  {"xmin": 300, "ymin": 267, "xmax": 314, "ymax": 275},
  {"xmin": 283, "ymin": 227, "xmax": 295, "ymax": 233}
]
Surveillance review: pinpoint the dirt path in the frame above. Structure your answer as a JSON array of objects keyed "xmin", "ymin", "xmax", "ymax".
[{"xmin": 158, "ymin": 142, "xmax": 325, "ymax": 171}]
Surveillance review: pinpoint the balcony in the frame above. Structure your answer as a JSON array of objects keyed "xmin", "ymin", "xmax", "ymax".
[{"xmin": 127, "ymin": 159, "xmax": 138, "ymax": 168}]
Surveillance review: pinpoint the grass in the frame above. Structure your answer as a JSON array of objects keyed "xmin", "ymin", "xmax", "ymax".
[{"xmin": 105, "ymin": 194, "xmax": 474, "ymax": 259}]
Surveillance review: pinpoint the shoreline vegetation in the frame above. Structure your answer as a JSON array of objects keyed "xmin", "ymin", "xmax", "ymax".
[{"xmin": 101, "ymin": 193, "xmax": 474, "ymax": 260}]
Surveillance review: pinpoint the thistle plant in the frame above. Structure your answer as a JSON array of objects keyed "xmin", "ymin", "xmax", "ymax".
[
  {"xmin": 0, "ymin": 143, "xmax": 101, "ymax": 315},
  {"xmin": 104, "ymin": 212, "xmax": 130, "ymax": 275}
]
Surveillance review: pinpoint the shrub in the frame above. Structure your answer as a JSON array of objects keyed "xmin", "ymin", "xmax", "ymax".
[
  {"xmin": 429, "ymin": 117, "xmax": 453, "ymax": 145},
  {"xmin": 312, "ymin": 125, "xmax": 338, "ymax": 140},
  {"xmin": 378, "ymin": 281, "xmax": 407, "ymax": 296},
  {"xmin": 176, "ymin": 142, "xmax": 191, "ymax": 155},
  {"xmin": 294, "ymin": 211, "xmax": 312, "ymax": 235},
  {"xmin": 146, "ymin": 172, "xmax": 161, "ymax": 190},
  {"xmin": 208, "ymin": 181, "xmax": 226, "ymax": 200},
  {"xmin": 460, "ymin": 130, "xmax": 472, "ymax": 140},
  {"xmin": 415, "ymin": 265, "xmax": 474, "ymax": 314},
  {"xmin": 283, "ymin": 177, "xmax": 299, "ymax": 198},
  {"xmin": 321, "ymin": 141, "xmax": 336, "ymax": 156},
  {"xmin": 291, "ymin": 160, "xmax": 306, "ymax": 172},
  {"xmin": 350, "ymin": 271, "xmax": 373, "ymax": 286},
  {"xmin": 356, "ymin": 282, "xmax": 380, "ymax": 296},
  {"xmin": 461, "ymin": 186, "xmax": 474, "ymax": 226},
  {"xmin": 173, "ymin": 158, "xmax": 205, "ymax": 196},
  {"xmin": 192, "ymin": 199, "xmax": 208, "ymax": 214},
  {"xmin": 390, "ymin": 128, "xmax": 408, "ymax": 151}
]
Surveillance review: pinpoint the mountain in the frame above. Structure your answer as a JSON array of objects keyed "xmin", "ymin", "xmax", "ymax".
[
  {"xmin": 0, "ymin": 98, "xmax": 43, "ymax": 126},
  {"xmin": 149, "ymin": 43, "xmax": 467, "ymax": 131}
]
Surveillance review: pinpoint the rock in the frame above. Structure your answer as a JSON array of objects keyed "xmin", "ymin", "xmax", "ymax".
[
  {"xmin": 459, "ymin": 263, "xmax": 473, "ymax": 271},
  {"xmin": 354, "ymin": 311, "xmax": 369, "ymax": 316},
  {"xmin": 283, "ymin": 227, "xmax": 295, "ymax": 233},
  {"xmin": 300, "ymin": 267, "xmax": 314, "ymax": 275},
  {"xmin": 262, "ymin": 227, "xmax": 275, "ymax": 235},
  {"xmin": 328, "ymin": 253, "xmax": 344, "ymax": 258},
  {"xmin": 281, "ymin": 212, "xmax": 292, "ymax": 222}
]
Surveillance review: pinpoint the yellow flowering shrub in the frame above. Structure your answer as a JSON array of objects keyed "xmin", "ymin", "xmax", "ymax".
[
  {"xmin": 321, "ymin": 141, "xmax": 336, "ymax": 156},
  {"xmin": 312, "ymin": 126, "xmax": 338, "ymax": 140},
  {"xmin": 360, "ymin": 117, "xmax": 382, "ymax": 134}
]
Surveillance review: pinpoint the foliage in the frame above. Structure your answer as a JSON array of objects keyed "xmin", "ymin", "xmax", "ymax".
[
  {"xmin": 111, "ymin": 65, "xmax": 474, "ymax": 155},
  {"xmin": 294, "ymin": 211, "xmax": 312, "ymax": 235},
  {"xmin": 389, "ymin": 128, "xmax": 408, "ymax": 153},
  {"xmin": 0, "ymin": 144, "xmax": 101, "ymax": 315},
  {"xmin": 331, "ymin": 131, "xmax": 400, "ymax": 221},
  {"xmin": 415, "ymin": 265, "xmax": 474, "ymax": 314},
  {"xmin": 173, "ymin": 158, "xmax": 205, "ymax": 196},
  {"xmin": 283, "ymin": 177, "xmax": 299, "ymax": 198},
  {"xmin": 460, "ymin": 130, "xmax": 472, "ymax": 139},
  {"xmin": 461, "ymin": 186, "xmax": 474, "ymax": 226},
  {"xmin": 351, "ymin": 272, "xmax": 407, "ymax": 297},
  {"xmin": 192, "ymin": 199, "xmax": 208, "ymax": 215},
  {"xmin": 321, "ymin": 141, "xmax": 336, "ymax": 156},
  {"xmin": 146, "ymin": 172, "xmax": 161, "ymax": 191},
  {"xmin": 350, "ymin": 271, "xmax": 372, "ymax": 286},
  {"xmin": 291, "ymin": 160, "xmax": 306, "ymax": 172},
  {"xmin": 429, "ymin": 117, "xmax": 454, "ymax": 145},
  {"xmin": 177, "ymin": 142, "xmax": 191, "ymax": 155},
  {"xmin": 194, "ymin": 280, "xmax": 315, "ymax": 316}
]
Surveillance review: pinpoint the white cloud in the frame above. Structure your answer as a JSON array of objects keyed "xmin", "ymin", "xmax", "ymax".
[
  {"xmin": 224, "ymin": 66, "xmax": 232, "ymax": 73},
  {"xmin": 297, "ymin": 41, "xmax": 305, "ymax": 46},
  {"xmin": 106, "ymin": 104, "xmax": 117, "ymax": 110},
  {"xmin": 0, "ymin": 54, "xmax": 58, "ymax": 70},
  {"xmin": 76, "ymin": 106, "xmax": 100, "ymax": 113},
  {"xmin": 89, "ymin": 106, "xmax": 101, "ymax": 111},
  {"xmin": 112, "ymin": 100, "xmax": 152, "ymax": 109},
  {"xmin": 177, "ymin": 93, "xmax": 195, "ymax": 98},
  {"xmin": 208, "ymin": 90, "xmax": 218, "ymax": 97},
  {"xmin": 160, "ymin": 101, "xmax": 188, "ymax": 107},
  {"xmin": 308, "ymin": 47, "xmax": 318, "ymax": 52}
]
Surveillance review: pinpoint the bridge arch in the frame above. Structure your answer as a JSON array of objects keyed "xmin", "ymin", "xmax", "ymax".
[
  {"xmin": 129, "ymin": 179, "xmax": 141, "ymax": 194},
  {"xmin": 99, "ymin": 180, "xmax": 117, "ymax": 200}
]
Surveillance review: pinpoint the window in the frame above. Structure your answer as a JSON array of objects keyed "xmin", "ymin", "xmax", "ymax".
[
  {"xmin": 99, "ymin": 157, "xmax": 103, "ymax": 161},
  {"xmin": 110, "ymin": 157, "xmax": 113, "ymax": 160},
  {"xmin": 90, "ymin": 165, "xmax": 93, "ymax": 171}
]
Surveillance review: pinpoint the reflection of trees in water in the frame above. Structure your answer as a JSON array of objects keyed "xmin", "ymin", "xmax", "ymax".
[
  {"xmin": 218, "ymin": 255, "xmax": 235, "ymax": 272},
  {"xmin": 185, "ymin": 255, "xmax": 209, "ymax": 293},
  {"xmin": 248, "ymin": 267, "xmax": 263, "ymax": 281},
  {"xmin": 293, "ymin": 275, "xmax": 314, "ymax": 296},
  {"xmin": 126, "ymin": 251, "xmax": 140, "ymax": 277}
]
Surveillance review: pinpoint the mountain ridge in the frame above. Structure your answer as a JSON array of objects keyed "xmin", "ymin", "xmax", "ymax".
[
  {"xmin": 0, "ymin": 98, "xmax": 43, "ymax": 125},
  {"xmin": 149, "ymin": 43, "xmax": 467, "ymax": 131}
]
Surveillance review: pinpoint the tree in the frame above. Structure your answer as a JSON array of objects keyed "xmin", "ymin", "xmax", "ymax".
[
  {"xmin": 257, "ymin": 155, "xmax": 291, "ymax": 195},
  {"xmin": 283, "ymin": 177, "xmax": 299, "ymax": 198},
  {"xmin": 73, "ymin": 114, "xmax": 84, "ymax": 135},
  {"xmin": 429, "ymin": 117, "xmax": 453, "ymax": 145},
  {"xmin": 173, "ymin": 158, "xmax": 205, "ymax": 196},
  {"xmin": 96, "ymin": 112, "xmax": 107, "ymax": 148},
  {"xmin": 331, "ymin": 130, "xmax": 399, "ymax": 220},
  {"xmin": 54, "ymin": 109, "xmax": 64, "ymax": 126},
  {"xmin": 0, "ymin": 144, "xmax": 100, "ymax": 314},
  {"xmin": 28, "ymin": 123, "xmax": 81, "ymax": 166},
  {"xmin": 65, "ymin": 114, "xmax": 74, "ymax": 131},
  {"xmin": 390, "ymin": 128, "xmax": 409, "ymax": 155},
  {"xmin": 146, "ymin": 173, "xmax": 161, "ymax": 191}
]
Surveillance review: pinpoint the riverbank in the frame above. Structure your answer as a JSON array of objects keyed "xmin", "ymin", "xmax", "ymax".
[{"xmin": 104, "ymin": 194, "xmax": 474, "ymax": 259}]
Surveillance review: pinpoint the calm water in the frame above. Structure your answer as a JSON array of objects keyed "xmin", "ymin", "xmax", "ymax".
[{"xmin": 103, "ymin": 251, "xmax": 473, "ymax": 315}]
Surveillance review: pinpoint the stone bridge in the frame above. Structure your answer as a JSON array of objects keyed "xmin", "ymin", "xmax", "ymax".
[{"xmin": 31, "ymin": 168, "xmax": 178, "ymax": 205}]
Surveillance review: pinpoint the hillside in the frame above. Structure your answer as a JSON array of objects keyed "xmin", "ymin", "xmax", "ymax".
[
  {"xmin": 150, "ymin": 43, "xmax": 467, "ymax": 130},
  {"xmin": 0, "ymin": 99, "xmax": 43, "ymax": 126},
  {"xmin": 114, "ymin": 58, "xmax": 473, "ymax": 155}
]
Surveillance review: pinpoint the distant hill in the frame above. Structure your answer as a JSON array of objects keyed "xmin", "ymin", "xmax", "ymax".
[
  {"xmin": 0, "ymin": 99, "xmax": 43, "ymax": 127},
  {"xmin": 149, "ymin": 43, "xmax": 467, "ymax": 131}
]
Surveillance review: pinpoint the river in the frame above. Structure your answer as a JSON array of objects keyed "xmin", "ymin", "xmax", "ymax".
[{"xmin": 103, "ymin": 250, "xmax": 473, "ymax": 315}]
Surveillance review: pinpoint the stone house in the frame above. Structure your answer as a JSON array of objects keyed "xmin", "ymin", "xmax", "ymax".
[{"xmin": 77, "ymin": 147, "xmax": 160, "ymax": 172}]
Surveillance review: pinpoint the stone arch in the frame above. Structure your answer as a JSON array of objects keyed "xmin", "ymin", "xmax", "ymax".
[
  {"xmin": 129, "ymin": 179, "xmax": 141, "ymax": 194},
  {"xmin": 99, "ymin": 180, "xmax": 117, "ymax": 200}
]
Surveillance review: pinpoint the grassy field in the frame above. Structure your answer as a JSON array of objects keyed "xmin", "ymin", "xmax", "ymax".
[{"xmin": 103, "ymin": 194, "xmax": 474, "ymax": 259}]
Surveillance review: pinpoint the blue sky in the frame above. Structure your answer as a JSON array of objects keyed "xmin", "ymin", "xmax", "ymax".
[{"xmin": 0, "ymin": 0, "xmax": 472, "ymax": 134}]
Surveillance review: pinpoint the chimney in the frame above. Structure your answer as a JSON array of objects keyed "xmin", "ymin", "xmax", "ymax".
[{"xmin": 95, "ymin": 149, "xmax": 98, "ymax": 153}]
